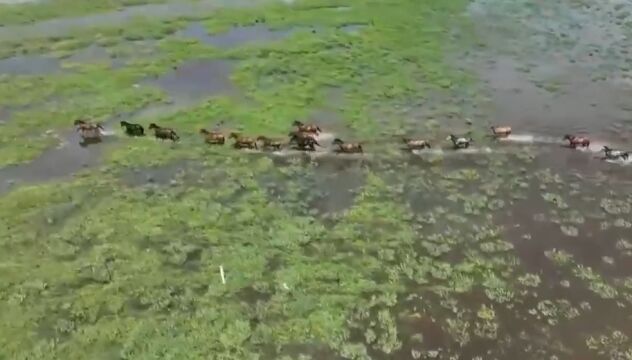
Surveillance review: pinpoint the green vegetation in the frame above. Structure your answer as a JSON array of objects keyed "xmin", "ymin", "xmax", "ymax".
[
  {"xmin": 0, "ymin": 0, "xmax": 168, "ymax": 26},
  {"xmin": 1, "ymin": 0, "xmax": 631, "ymax": 359}
]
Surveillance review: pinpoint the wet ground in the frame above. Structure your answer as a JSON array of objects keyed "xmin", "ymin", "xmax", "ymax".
[
  {"xmin": 149, "ymin": 59, "xmax": 236, "ymax": 101},
  {"xmin": 1, "ymin": 0, "xmax": 632, "ymax": 359}
]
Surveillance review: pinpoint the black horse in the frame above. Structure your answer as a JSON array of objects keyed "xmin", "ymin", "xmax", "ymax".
[{"xmin": 120, "ymin": 121, "xmax": 145, "ymax": 136}]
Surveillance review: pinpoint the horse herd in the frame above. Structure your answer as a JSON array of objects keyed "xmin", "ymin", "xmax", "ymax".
[{"xmin": 73, "ymin": 119, "xmax": 630, "ymax": 160}]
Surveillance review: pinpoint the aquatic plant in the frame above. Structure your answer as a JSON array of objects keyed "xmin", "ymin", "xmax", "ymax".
[{"xmin": 586, "ymin": 330, "xmax": 632, "ymax": 359}]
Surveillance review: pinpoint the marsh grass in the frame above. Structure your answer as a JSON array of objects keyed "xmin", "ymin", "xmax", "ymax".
[
  {"xmin": 2, "ymin": 0, "xmax": 632, "ymax": 359},
  {"xmin": 0, "ymin": 0, "xmax": 172, "ymax": 25}
]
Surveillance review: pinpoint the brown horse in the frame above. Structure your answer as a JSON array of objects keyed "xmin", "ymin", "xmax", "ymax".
[
  {"xmin": 563, "ymin": 134, "xmax": 590, "ymax": 149},
  {"xmin": 200, "ymin": 129, "xmax": 225, "ymax": 145},
  {"xmin": 229, "ymin": 132, "xmax": 258, "ymax": 149},
  {"xmin": 288, "ymin": 131, "xmax": 320, "ymax": 151},
  {"xmin": 292, "ymin": 120, "xmax": 322, "ymax": 134},
  {"xmin": 74, "ymin": 119, "xmax": 104, "ymax": 143},
  {"xmin": 490, "ymin": 126, "xmax": 512, "ymax": 137},
  {"xmin": 257, "ymin": 136, "xmax": 283, "ymax": 151},
  {"xmin": 74, "ymin": 119, "xmax": 104, "ymax": 131},
  {"xmin": 332, "ymin": 138, "xmax": 363, "ymax": 153},
  {"xmin": 402, "ymin": 138, "xmax": 431, "ymax": 151}
]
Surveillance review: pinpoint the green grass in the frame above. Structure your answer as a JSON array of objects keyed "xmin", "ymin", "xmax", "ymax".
[
  {"xmin": 0, "ymin": 0, "xmax": 169, "ymax": 26},
  {"xmin": 2, "ymin": 0, "xmax": 632, "ymax": 359}
]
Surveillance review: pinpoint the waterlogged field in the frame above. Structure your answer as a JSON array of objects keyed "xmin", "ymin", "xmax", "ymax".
[{"xmin": 1, "ymin": 0, "xmax": 632, "ymax": 359}]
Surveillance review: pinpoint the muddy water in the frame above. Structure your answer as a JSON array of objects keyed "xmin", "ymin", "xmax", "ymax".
[
  {"xmin": 177, "ymin": 23, "xmax": 293, "ymax": 48},
  {"xmin": 453, "ymin": 0, "xmax": 632, "ymax": 357},
  {"xmin": 469, "ymin": 0, "xmax": 632, "ymax": 143},
  {"xmin": 149, "ymin": 59, "xmax": 235, "ymax": 102},
  {"xmin": 308, "ymin": 158, "xmax": 366, "ymax": 215},
  {"xmin": 476, "ymin": 56, "xmax": 632, "ymax": 140}
]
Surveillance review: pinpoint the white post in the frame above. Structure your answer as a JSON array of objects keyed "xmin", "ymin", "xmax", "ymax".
[{"xmin": 219, "ymin": 265, "xmax": 226, "ymax": 284}]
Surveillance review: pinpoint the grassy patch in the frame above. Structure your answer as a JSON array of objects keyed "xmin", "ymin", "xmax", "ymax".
[{"xmin": 0, "ymin": 0, "xmax": 169, "ymax": 26}]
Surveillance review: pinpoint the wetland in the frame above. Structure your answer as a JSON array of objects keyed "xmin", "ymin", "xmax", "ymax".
[{"xmin": 0, "ymin": 0, "xmax": 631, "ymax": 359}]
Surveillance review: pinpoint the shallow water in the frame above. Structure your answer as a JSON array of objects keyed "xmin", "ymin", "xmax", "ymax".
[
  {"xmin": 149, "ymin": 59, "xmax": 235, "ymax": 101},
  {"xmin": 0, "ymin": 128, "xmax": 113, "ymax": 194},
  {"xmin": 177, "ymin": 22, "xmax": 293, "ymax": 48},
  {"xmin": 65, "ymin": 44, "xmax": 112, "ymax": 65},
  {"xmin": 2, "ymin": 0, "xmax": 632, "ymax": 358},
  {"xmin": 476, "ymin": 57, "xmax": 632, "ymax": 139},
  {"xmin": 0, "ymin": 100, "xmax": 193, "ymax": 193},
  {"xmin": 469, "ymin": 0, "xmax": 632, "ymax": 142},
  {"xmin": 0, "ymin": 55, "xmax": 61, "ymax": 75}
]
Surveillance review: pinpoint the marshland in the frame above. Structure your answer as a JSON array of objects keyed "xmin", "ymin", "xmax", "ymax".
[{"xmin": 1, "ymin": 0, "xmax": 632, "ymax": 359}]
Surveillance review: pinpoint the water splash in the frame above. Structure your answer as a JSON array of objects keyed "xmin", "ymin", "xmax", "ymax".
[
  {"xmin": 500, "ymin": 133, "xmax": 561, "ymax": 144},
  {"xmin": 315, "ymin": 132, "xmax": 336, "ymax": 142},
  {"xmin": 604, "ymin": 157, "xmax": 632, "ymax": 165},
  {"xmin": 582, "ymin": 140, "xmax": 611, "ymax": 154},
  {"xmin": 412, "ymin": 149, "xmax": 444, "ymax": 155},
  {"xmin": 455, "ymin": 146, "xmax": 495, "ymax": 154}
]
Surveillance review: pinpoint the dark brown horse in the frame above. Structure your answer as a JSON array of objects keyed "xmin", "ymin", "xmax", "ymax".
[
  {"xmin": 149, "ymin": 123, "xmax": 179, "ymax": 142},
  {"xmin": 289, "ymin": 132, "xmax": 320, "ymax": 151}
]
